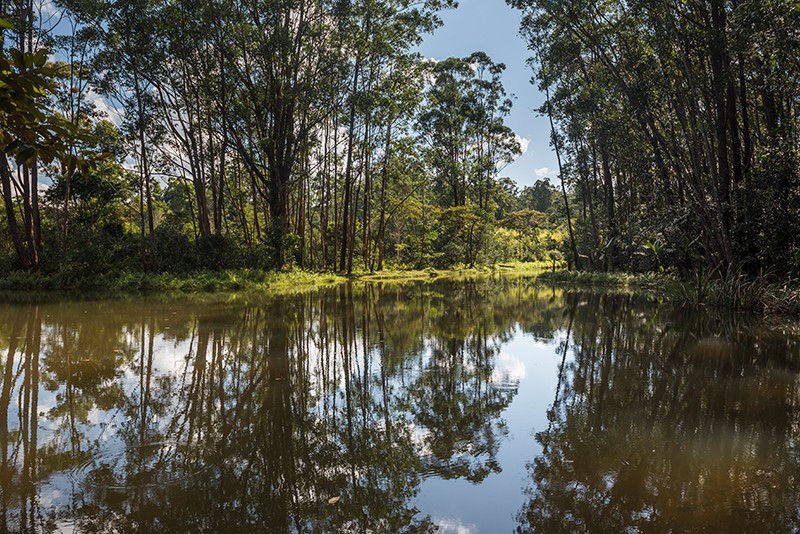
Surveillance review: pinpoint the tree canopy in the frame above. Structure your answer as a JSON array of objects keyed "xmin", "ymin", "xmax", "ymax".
[
  {"xmin": 2, "ymin": 1, "xmax": 564, "ymax": 278},
  {"xmin": 510, "ymin": 0, "xmax": 800, "ymax": 278},
  {"xmin": 2, "ymin": 0, "xmax": 798, "ymax": 282}
]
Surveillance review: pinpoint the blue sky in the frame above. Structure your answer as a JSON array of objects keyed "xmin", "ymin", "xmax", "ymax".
[{"xmin": 416, "ymin": 0, "xmax": 556, "ymax": 189}]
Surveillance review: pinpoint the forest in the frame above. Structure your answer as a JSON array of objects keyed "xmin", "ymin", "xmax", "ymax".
[
  {"xmin": 2, "ymin": 0, "xmax": 799, "ymax": 284},
  {"xmin": 1, "ymin": 0, "xmax": 564, "ymax": 280},
  {"xmin": 513, "ymin": 0, "xmax": 800, "ymax": 279}
]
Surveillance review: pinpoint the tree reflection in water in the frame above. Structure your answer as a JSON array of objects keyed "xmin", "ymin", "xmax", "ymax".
[
  {"xmin": 517, "ymin": 293, "xmax": 800, "ymax": 533},
  {"xmin": 3, "ymin": 283, "xmax": 799, "ymax": 532},
  {"xmin": 0, "ymin": 278, "xmax": 566, "ymax": 533}
]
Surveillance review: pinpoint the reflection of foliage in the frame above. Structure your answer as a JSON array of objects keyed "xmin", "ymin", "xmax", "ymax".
[
  {"xmin": 518, "ymin": 293, "xmax": 800, "ymax": 533},
  {"xmin": 0, "ymin": 277, "xmax": 566, "ymax": 532},
  {"xmin": 409, "ymin": 343, "xmax": 512, "ymax": 483},
  {"xmin": 6, "ymin": 285, "xmax": 800, "ymax": 531}
]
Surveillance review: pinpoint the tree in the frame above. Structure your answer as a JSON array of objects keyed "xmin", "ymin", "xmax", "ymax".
[
  {"xmin": 511, "ymin": 0, "xmax": 800, "ymax": 277},
  {"xmin": 1, "ymin": 17, "xmax": 93, "ymax": 271},
  {"xmin": 520, "ymin": 179, "xmax": 556, "ymax": 214}
]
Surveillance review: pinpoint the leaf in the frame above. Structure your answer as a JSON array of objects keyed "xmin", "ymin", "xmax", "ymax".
[
  {"xmin": 327, "ymin": 496, "xmax": 341, "ymax": 505},
  {"xmin": 33, "ymin": 49, "xmax": 48, "ymax": 68},
  {"xmin": 15, "ymin": 147, "xmax": 36, "ymax": 166},
  {"xmin": 4, "ymin": 140, "xmax": 23, "ymax": 153},
  {"xmin": 9, "ymin": 48, "xmax": 25, "ymax": 70},
  {"xmin": 66, "ymin": 154, "xmax": 78, "ymax": 177},
  {"xmin": 0, "ymin": 18, "xmax": 13, "ymax": 30}
]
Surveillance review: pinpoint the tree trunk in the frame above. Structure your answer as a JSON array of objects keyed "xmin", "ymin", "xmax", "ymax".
[
  {"xmin": 0, "ymin": 154, "xmax": 33, "ymax": 270},
  {"xmin": 545, "ymin": 85, "xmax": 581, "ymax": 270},
  {"xmin": 376, "ymin": 118, "xmax": 392, "ymax": 271},
  {"xmin": 600, "ymin": 149, "xmax": 618, "ymax": 271},
  {"xmin": 340, "ymin": 58, "xmax": 361, "ymax": 274}
]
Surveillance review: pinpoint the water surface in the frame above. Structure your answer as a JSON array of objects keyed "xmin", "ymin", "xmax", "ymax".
[{"xmin": 1, "ymin": 278, "xmax": 799, "ymax": 532}]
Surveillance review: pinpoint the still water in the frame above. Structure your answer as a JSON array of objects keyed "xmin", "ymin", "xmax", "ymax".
[{"xmin": 1, "ymin": 277, "xmax": 800, "ymax": 533}]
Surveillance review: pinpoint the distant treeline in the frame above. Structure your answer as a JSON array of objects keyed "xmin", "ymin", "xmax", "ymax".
[
  {"xmin": 1, "ymin": 0, "xmax": 567, "ymax": 279},
  {"xmin": 511, "ymin": 0, "xmax": 800, "ymax": 278}
]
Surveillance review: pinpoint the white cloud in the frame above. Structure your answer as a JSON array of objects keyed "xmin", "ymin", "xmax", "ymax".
[
  {"xmin": 491, "ymin": 351, "xmax": 527, "ymax": 387},
  {"xmin": 86, "ymin": 90, "xmax": 124, "ymax": 124},
  {"xmin": 8, "ymin": 181, "xmax": 49, "ymax": 199},
  {"xmin": 432, "ymin": 518, "xmax": 478, "ymax": 534},
  {"xmin": 535, "ymin": 167, "xmax": 555, "ymax": 178},
  {"xmin": 39, "ymin": 0, "xmax": 61, "ymax": 17},
  {"xmin": 515, "ymin": 135, "xmax": 530, "ymax": 155}
]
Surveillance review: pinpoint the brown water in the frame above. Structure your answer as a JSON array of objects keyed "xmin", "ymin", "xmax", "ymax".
[{"xmin": 1, "ymin": 278, "xmax": 799, "ymax": 533}]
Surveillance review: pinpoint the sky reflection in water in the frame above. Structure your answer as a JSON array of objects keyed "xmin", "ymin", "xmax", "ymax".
[{"xmin": 1, "ymin": 278, "xmax": 799, "ymax": 533}]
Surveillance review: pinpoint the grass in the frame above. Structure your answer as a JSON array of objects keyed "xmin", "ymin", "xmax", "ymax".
[
  {"xmin": 538, "ymin": 269, "xmax": 800, "ymax": 316},
  {"xmin": 680, "ymin": 271, "xmax": 800, "ymax": 316},
  {"xmin": 0, "ymin": 268, "xmax": 346, "ymax": 295},
  {"xmin": 0, "ymin": 262, "xmax": 553, "ymax": 296}
]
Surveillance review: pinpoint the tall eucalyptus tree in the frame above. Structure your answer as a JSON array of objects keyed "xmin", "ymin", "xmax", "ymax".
[{"xmin": 1, "ymin": 4, "xmax": 95, "ymax": 271}]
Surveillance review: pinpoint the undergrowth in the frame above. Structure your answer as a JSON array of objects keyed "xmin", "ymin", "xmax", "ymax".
[
  {"xmin": 0, "ymin": 269, "xmax": 346, "ymax": 294},
  {"xmin": 539, "ymin": 269, "xmax": 800, "ymax": 316},
  {"xmin": 0, "ymin": 262, "xmax": 552, "ymax": 295}
]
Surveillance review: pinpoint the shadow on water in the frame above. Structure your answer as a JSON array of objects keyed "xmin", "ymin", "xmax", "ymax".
[
  {"xmin": 0, "ymin": 278, "xmax": 799, "ymax": 532},
  {"xmin": 517, "ymin": 293, "xmax": 800, "ymax": 533}
]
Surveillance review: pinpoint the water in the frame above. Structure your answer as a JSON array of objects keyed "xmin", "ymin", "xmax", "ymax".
[{"xmin": 1, "ymin": 277, "xmax": 799, "ymax": 533}]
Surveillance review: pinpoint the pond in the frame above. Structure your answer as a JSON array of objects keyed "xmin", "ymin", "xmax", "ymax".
[{"xmin": 1, "ymin": 277, "xmax": 800, "ymax": 533}]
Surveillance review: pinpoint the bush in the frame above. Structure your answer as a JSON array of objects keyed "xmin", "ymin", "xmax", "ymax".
[
  {"xmin": 195, "ymin": 235, "xmax": 245, "ymax": 271},
  {"xmin": 734, "ymin": 145, "xmax": 800, "ymax": 277}
]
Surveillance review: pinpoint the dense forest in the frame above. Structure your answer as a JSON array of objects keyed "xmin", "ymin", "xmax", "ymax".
[
  {"xmin": 513, "ymin": 0, "xmax": 800, "ymax": 278},
  {"xmin": 2, "ymin": 0, "xmax": 799, "ymax": 282},
  {"xmin": 1, "ymin": 0, "xmax": 566, "ymax": 279}
]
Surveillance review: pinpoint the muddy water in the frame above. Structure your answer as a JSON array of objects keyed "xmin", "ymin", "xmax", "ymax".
[{"xmin": 1, "ymin": 278, "xmax": 799, "ymax": 533}]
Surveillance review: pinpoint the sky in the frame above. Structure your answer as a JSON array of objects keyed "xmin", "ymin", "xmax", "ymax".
[{"xmin": 416, "ymin": 0, "xmax": 557, "ymax": 189}]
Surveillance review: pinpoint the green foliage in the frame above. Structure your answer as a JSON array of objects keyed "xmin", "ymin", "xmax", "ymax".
[
  {"xmin": 644, "ymin": 240, "xmax": 665, "ymax": 273},
  {"xmin": 519, "ymin": 179, "xmax": 556, "ymax": 214},
  {"xmin": 511, "ymin": 0, "xmax": 800, "ymax": 282},
  {"xmin": 734, "ymin": 145, "xmax": 800, "ymax": 276},
  {"xmin": 0, "ymin": 2, "xmax": 548, "ymax": 283},
  {"xmin": 430, "ymin": 206, "xmax": 483, "ymax": 268},
  {"xmin": 0, "ymin": 26, "xmax": 95, "ymax": 169},
  {"xmin": 418, "ymin": 53, "xmax": 521, "ymax": 210}
]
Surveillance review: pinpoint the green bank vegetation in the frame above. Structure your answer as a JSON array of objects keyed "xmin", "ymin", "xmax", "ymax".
[
  {"xmin": 539, "ymin": 270, "xmax": 800, "ymax": 316},
  {"xmin": 0, "ymin": 261, "xmax": 555, "ymax": 294},
  {"xmin": 2, "ymin": 1, "xmax": 800, "ymax": 312}
]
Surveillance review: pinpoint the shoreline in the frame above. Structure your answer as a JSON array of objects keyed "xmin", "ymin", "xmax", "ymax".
[
  {"xmin": 0, "ymin": 262, "xmax": 554, "ymax": 297},
  {"xmin": 3, "ymin": 265, "xmax": 797, "ymax": 317},
  {"xmin": 537, "ymin": 270, "xmax": 800, "ymax": 317}
]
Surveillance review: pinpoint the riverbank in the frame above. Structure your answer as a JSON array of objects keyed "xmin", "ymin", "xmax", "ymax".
[
  {"xmin": 7, "ymin": 264, "xmax": 796, "ymax": 317},
  {"xmin": 0, "ymin": 262, "xmax": 553, "ymax": 295},
  {"xmin": 538, "ymin": 270, "xmax": 800, "ymax": 316}
]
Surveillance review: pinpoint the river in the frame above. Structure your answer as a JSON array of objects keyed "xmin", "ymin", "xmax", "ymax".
[{"xmin": 1, "ymin": 277, "xmax": 799, "ymax": 532}]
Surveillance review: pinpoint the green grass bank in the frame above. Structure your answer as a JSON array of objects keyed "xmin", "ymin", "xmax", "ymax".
[{"xmin": 0, "ymin": 262, "xmax": 553, "ymax": 296}]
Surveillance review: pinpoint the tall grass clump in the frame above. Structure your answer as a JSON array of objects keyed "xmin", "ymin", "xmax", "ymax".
[{"xmin": 670, "ymin": 268, "xmax": 800, "ymax": 316}]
